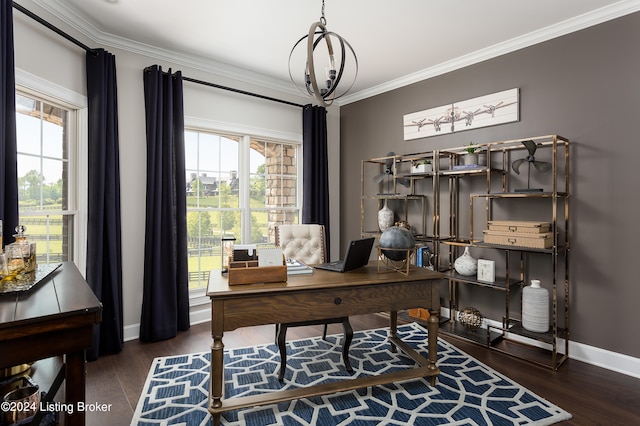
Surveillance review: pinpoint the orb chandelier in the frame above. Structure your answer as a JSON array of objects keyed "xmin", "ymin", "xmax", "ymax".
[{"xmin": 288, "ymin": 0, "xmax": 358, "ymax": 107}]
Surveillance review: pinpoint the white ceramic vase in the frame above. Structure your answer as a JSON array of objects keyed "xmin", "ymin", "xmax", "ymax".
[
  {"xmin": 454, "ymin": 246, "xmax": 477, "ymax": 276},
  {"xmin": 378, "ymin": 200, "xmax": 394, "ymax": 232},
  {"xmin": 522, "ymin": 279, "xmax": 549, "ymax": 333}
]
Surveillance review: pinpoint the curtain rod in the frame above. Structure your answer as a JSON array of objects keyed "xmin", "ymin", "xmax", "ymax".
[
  {"xmin": 12, "ymin": 1, "xmax": 96, "ymax": 54},
  {"xmin": 13, "ymin": 2, "xmax": 305, "ymax": 108},
  {"xmin": 182, "ymin": 76, "xmax": 305, "ymax": 109}
]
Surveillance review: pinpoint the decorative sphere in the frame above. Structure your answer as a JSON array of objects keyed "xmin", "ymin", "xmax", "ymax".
[
  {"xmin": 458, "ymin": 307, "xmax": 483, "ymax": 330},
  {"xmin": 380, "ymin": 226, "xmax": 415, "ymax": 261}
]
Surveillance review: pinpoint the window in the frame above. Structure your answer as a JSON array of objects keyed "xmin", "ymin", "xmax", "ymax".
[
  {"xmin": 15, "ymin": 92, "xmax": 76, "ymax": 264},
  {"xmin": 185, "ymin": 129, "xmax": 301, "ymax": 290}
]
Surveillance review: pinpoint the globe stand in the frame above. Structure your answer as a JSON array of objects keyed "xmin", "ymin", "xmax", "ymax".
[{"xmin": 376, "ymin": 246, "xmax": 416, "ymax": 276}]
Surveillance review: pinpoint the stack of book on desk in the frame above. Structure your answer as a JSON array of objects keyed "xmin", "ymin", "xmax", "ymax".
[{"xmin": 286, "ymin": 259, "xmax": 314, "ymax": 275}]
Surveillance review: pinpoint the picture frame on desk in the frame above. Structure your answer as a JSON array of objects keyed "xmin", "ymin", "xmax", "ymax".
[{"xmin": 477, "ymin": 259, "xmax": 495, "ymax": 283}]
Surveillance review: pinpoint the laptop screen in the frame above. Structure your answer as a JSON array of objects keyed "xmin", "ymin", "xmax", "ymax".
[{"xmin": 340, "ymin": 237, "xmax": 375, "ymax": 271}]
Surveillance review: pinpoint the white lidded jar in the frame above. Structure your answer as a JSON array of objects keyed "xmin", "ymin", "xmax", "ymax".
[{"xmin": 522, "ymin": 279, "xmax": 549, "ymax": 333}]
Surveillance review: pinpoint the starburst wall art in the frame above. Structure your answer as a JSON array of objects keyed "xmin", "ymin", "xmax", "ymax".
[{"xmin": 403, "ymin": 88, "xmax": 519, "ymax": 140}]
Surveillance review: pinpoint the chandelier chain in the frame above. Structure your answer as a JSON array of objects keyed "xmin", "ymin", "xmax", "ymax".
[{"xmin": 320, "ymin": 0, "xmax": 326, "ymax": 25}]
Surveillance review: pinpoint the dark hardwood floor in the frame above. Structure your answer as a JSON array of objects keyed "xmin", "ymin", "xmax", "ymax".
[{"xmin": 41, "ymin": 313, "xmax": 640, "ymax": 424}]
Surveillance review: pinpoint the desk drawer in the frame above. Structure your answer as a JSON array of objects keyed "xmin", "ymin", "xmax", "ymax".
[{"xmin": 218, "ymin": 281, "xmax": 438, "ymax": 330}]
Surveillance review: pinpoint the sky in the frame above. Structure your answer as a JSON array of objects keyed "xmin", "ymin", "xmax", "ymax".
[{"xmin": 15, "ymin": 112, "xmax": 65, "ymax": 185}]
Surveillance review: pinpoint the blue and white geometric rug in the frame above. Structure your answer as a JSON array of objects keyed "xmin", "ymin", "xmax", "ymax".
[{"xmin": 131, "ymin": 323, "xmax": 571, "ymax": 425}]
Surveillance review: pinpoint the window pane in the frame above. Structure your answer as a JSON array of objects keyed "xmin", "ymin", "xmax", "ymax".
[
  {"xmin": 185, "ymin": 130, "xmax": 300, "ymax": 290},
  {"xmin": 15, "ymin": 93, "xmax": 73, "ymax": 264},
  {"xmin": 185, "ymin": 130, "xmax": 241, "ymax": 290},
  {"xmin": 42, "ymin": 112, "xmax": 66, "ymax": 159},
  {"xmin": 20, "ymin": 214, "xmax": 72, "ymax": 264},
  {"xmin": 15, "ymin": 96, "xmax": 42, "ymax": 156},
  {"xmin": 187, "ymin": 211, "xmax": 215, "ymax": 290}
]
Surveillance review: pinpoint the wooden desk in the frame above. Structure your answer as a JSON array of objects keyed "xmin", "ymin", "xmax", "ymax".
[
  {"xmin": 0, "ymin": 262, "xmax": 102, "ymax": 426},
  {"xmin": 207, "ymin": 263, "xmax": 443, "ymax": 425}
]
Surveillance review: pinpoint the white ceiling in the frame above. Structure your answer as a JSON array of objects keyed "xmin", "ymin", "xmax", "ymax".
[{"xmin": 23, "ymin": 0, "xmax": 640, "ymax": 103}]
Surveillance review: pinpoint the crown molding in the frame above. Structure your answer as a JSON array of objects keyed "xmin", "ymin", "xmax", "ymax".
[
  {"xmin": 30, "ymin": 0, "xmax": 304, "ymax": 99},
  {"xmin": 339, "ymin": 0, "xmax": 640, "ymax": 105},
  {"xmin": 31, "ymin": 0, "xmax": 640, "ymax": 107}
]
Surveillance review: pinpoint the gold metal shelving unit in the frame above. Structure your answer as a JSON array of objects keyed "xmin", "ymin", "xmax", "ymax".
[{"xmin": 360, "ymin": 135, "xmax": 570, "ymax": 370}]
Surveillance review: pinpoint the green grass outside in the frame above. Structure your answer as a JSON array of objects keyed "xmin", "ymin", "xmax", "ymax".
[{"xmin": 17, "ymin": 196, "xmax": 290, "ymax": 290}]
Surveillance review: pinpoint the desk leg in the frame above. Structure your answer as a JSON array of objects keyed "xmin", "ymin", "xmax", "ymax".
[
  {"xmin": 65, "ymin": 350, "xmax": 86, "ymax": 426},
  {"xmin": 427, "ymin": 308, "xmax": 440, "ymax": 386},
  {"xmin": 210, "ymin": 331, "xmax": 224, "ymax": 426},
  {"xmin": 389, "ymin": 311, "xmax": 398, "ymax": 353}
]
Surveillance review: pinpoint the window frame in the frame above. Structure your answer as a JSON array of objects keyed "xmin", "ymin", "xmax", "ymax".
[
  {"xmin": 15, "ymin": 69, "xmax": 88, "ymax": 275},
  {"xmin": 184, "ymin": 118, "xmax": 303, "ymax": 304}
]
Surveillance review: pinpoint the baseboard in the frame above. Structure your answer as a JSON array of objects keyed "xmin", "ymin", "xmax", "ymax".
[
  {"xmin": 122, "ymin": 307, "xmax": 212, "ymax": 342},
  {"xmin": 122, "ymin": 308, "xmax": 640, "ymax": 379},
  {"xmin": 190, "ymin": 307, "xmax": 212, "ymax": 326},
  {"xmin": 439, "ymin": 307, "xmax": 640, "ymax": 379},
  {"xmin": 123, "ymin": 323, "xmax": 139, "ymax": 342},
  {"xmin": 569, "ymin": 340, "xmax": 640, "ymax": 380}
]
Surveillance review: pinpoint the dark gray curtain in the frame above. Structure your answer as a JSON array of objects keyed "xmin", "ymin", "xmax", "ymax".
[
  {"xmin": 140, "ymin": 65, "xmax": 190, "ymax": 342},
  {"xmin": 302, "ymin": 104, "xmax": 330, "ymax": 257},
  {"xmin": 85, "ymin": 48, "xmax": 123, "ymax": 360},
  {"xmin": 0, "ymin": 2, "xmax": 19, "ymax": 245}
]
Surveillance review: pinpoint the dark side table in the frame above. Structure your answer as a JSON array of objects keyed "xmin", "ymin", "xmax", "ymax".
[{"xmin": 0, "ymin": 262, "xmax": 102, "ymax": 426}]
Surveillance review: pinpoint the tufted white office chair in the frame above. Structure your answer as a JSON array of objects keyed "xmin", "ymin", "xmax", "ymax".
[
  {"xmin": 275, "ymin": 224, "xmax": 353, "ymax": 381},
  {"xmin": 277, "ymin": 224, "xmax": 326, "ymax": 265}
]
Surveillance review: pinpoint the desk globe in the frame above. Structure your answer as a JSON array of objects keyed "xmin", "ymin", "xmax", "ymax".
[{"xmin": 380, "ymin": 226, "xmax": 415, "ymax": 261}]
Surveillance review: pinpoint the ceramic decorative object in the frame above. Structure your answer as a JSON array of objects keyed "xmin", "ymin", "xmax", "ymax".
[
  {"xmin": 379, "ymin": 226, "xmax": 415, "ymax": 261},
  {"xmin": 458, "ymin": 307, "xmax": 483, "ymax": 330},
  {"xmin": 377, "ymin": 200, "xmax": 394, "ymax": 232},
  {"xmin": 522, "ymin": 279, "xmax": 549, "ymax": 333},
  {"xmin": 454, "ymin": 246, "xmax": 477, "ymax": 276}
]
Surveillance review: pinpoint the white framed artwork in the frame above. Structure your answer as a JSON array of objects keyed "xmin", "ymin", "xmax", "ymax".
[
  {"xmin": 403, "ymin": 88, "xmax": 519, "ymax": 141},
  {"xmin": 477, "ymin": 259, "xmax": 496, "ymax": 283}
]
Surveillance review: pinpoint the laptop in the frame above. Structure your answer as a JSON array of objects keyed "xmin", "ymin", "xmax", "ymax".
[{"xmin": 314, "ymin": 237, "xmax": 375, "ymax": 272}]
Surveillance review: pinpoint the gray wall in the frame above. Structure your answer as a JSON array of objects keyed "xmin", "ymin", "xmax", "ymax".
[{"xmin": 340, "ymin": 12, "xmax": 640, "ymax": 358}]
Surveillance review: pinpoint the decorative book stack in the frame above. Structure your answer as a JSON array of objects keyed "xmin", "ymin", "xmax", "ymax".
[
  {"xmin": 483, "ymin": 220, "xmax": 553, "ymax": 249},
  {"xmin": 286, "ymin": 259, "xmax": 313, "ymax": 275}
]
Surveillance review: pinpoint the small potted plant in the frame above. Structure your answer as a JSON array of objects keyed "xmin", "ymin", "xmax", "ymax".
[
  {"xmin": 412, "ymin": 159, "xmax": 432, "ymax": 173},
  {"xmin": 463, "ymin": 142, "xmax": 478, "ymax": 166}
]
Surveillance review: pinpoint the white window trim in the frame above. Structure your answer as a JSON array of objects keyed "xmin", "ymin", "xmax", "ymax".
[
  {"xmin": 184, "ymin": 116, "xmax": 303, "ymax": 305},
  {"xmin": 15, "ymin": 68, "xmax": 88, "ymax": 276}
]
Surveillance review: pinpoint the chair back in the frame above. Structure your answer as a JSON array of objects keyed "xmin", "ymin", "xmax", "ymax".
[{"xmin": 275, "ymin": 224, "xmax": 326, "ymax": 265}]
